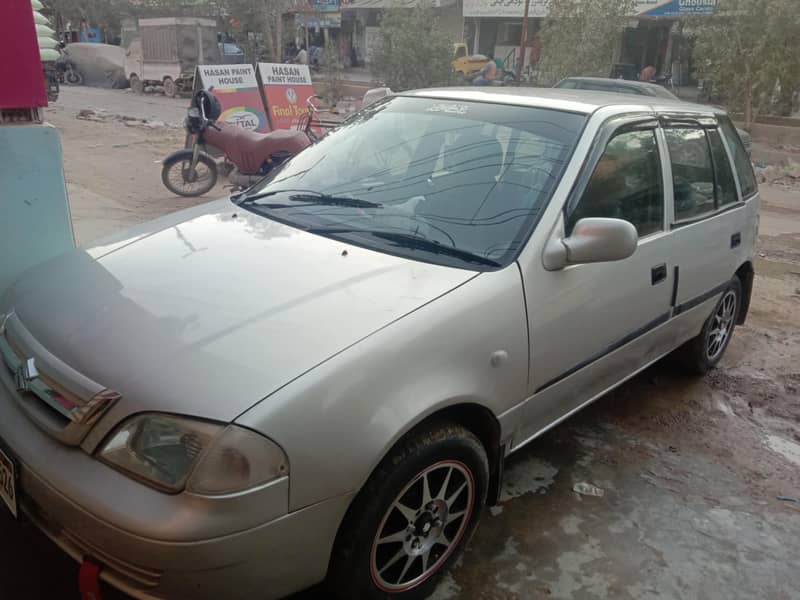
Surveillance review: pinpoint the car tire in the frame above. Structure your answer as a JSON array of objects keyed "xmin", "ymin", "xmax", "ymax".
[
  {"xmin": 677, "ymin": 275, "xmax": 742, "ymax": 375},
  {"xmin": 328, "ymin": 422, "xmax": 489, "ymax": 599}
]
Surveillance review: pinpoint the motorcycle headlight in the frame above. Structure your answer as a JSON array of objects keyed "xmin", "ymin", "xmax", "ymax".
[{"xmin": 98, "ymin": 414, "xmax": 288, "ymax": 494}]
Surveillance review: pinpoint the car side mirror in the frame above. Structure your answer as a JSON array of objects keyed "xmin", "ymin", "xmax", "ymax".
[{"xmin": 543, "ymin": 217, "xmax": 638, "ymax": 270}]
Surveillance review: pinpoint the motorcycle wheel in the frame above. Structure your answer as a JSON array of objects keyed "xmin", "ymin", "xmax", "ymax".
[
  {"xmin": 65, "ymin": 69, "xmax": 83, "ymax": 85},
  {"xmin": 161, "ymin": 151, "xmax": 218, "ymax": 197}
]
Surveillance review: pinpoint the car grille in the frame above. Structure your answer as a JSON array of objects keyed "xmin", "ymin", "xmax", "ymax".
[{"xmin": 0, "ymin": 312, "xmax": 118, "ymax": 446}]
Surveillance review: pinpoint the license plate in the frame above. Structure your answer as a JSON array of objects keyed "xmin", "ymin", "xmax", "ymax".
[{"xmin": 0, "ymin": 446, "xmax": 18, "ymax": 518}]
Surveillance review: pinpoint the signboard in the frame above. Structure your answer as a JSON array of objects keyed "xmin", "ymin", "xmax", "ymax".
[
  {"xmin": 257, "ymin": 63, "xmax": 317, "ymax": 131},
  {"xmin": 463, "ymin": 0, "xmax": 715, "ymax": 17},
  {"xmin": 296, "ymin": 12, "xmax": 343, "ymax": 28},
  {"xmin": 195, "ymin": 64, "xmax": 269, "ymax": 132},
  {"xmin": 638, "ymin": 0, "xmax": 717, "ymax": 16},
  {"xmin": 309, "ymin": 0, "xmax": 340, "ymax": 11},
  {"xmin": 463, "ymin": 0, "xmax": 547, "ymax": 18}
]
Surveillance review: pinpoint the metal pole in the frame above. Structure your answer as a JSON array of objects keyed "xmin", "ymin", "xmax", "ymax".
[{"xmin": 517, "ymin": 0, "xmax": 530, "ymax": 79}]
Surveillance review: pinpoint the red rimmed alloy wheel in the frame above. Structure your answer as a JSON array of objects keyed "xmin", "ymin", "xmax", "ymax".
[{"xmin": 329, "ymin": 423, "xmax": 488, "ymax": 599}]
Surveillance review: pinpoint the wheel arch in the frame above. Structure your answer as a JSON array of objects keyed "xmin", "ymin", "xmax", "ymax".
[
  {"xmin": 425, "ymin": 403, "xmax": 504, "ymax": 505},
  {"xmin": 735, "ymin": 260, "xmax": 754, "ymax": 325},
  {"xmin": 379, "ymin": 402, "xmax": 503, "ymax": 505},
  {"xmin": 332, "ymin": 401, "xmax": 502, "ymax": 539}
]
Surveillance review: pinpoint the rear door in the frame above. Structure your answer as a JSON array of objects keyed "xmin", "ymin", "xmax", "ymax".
[{"xmin": 659, "ymin": 117, "xmax": 748, "ymax": 320}]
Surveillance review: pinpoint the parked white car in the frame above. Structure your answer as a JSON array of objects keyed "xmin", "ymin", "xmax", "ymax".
[{"xmin": 0, "ymin": 88, "xmax": 758, "ymax": 599}]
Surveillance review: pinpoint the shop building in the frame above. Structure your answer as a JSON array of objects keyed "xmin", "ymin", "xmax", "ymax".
[
  {"xmin": 290, "ymin": 0, "xmax": 464, "ymax": 66},
  {"xmin": 463, "ymin": 0, "xmax": 716, "ymax": 82}
]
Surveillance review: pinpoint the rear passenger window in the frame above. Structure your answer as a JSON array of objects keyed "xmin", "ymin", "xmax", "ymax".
[
  {"xmin": 664, "ymin": 127, "xmax": 715, "ymax": 221},
  {"xmin": 719, "ymin": 116, "xmax": 757, "ymax": 197},
  {"xmin": 568, "ymin": 129, "xmax": 663, "ymax": 237},
  {"xmin": 707, "ymin": 129, "xmax": 738, "ymax": 206}
]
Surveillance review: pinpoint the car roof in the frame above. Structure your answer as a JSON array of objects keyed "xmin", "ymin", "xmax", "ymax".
[
  {"xmin": 557, "ymin": 76, "xmax": 678, "ymax": 99},
  {"xmin": 404, "ymin": 87, "xmax": 721, "ymax": 117}
]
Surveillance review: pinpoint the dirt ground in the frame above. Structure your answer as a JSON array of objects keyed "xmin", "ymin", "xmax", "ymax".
[
  {"xmin": 1, "ymin": 93, "xmax": 799, "ymax": 600},
  {"xmin": 45, "ymin": 100, "xmax": 204, "ymax": 246}
]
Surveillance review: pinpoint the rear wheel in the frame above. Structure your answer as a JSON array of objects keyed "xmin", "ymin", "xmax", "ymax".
[
  {"xmin": 64, "ymin": 68, "xmax": 83, "ymax": 85},
  {"xmin": 161, "ymin": 151, "xmax": 218, "ymax": 197},
  {"xmin": 677, "ymin": 275, "xmax": 742, "ymax": 374},
  {"xmin": 163, "ymin": 76, "xmax": 177, "ymax": 98},
  {"xmin": 328, "ymin": 423, "xmax": 488, "ymax": 599},
  {"xmin": 129, "ymin": 74, "xmax": 143, "ymax": 94}
]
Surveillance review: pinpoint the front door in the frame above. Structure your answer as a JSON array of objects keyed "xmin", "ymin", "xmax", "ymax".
[{"xmin": 517, "ymin": 118, "xmax": 676, "ymax": 444}]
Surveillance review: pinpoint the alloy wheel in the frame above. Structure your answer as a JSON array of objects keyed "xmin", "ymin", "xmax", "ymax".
[
  {"xmin": 370, "ymin": 460, "xmax": 474, "ymax": 593},
  {"xmin": 706, "ymin": 290, "xmax": 737, "ymax": 360}
]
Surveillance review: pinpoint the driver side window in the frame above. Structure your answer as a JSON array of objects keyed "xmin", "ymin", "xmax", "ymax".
[{"xmin": 567, "ymin": 128, "xmax": 664, "ymax": 237}]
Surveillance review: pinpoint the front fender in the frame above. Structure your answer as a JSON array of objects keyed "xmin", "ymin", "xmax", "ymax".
[
  {"xmin": 236, "ymin": 265, "xmax": 529, "ymax": 511},
  {"xmin": 162, "ymin": 147, "xmax": 215, "ymax": 165}
]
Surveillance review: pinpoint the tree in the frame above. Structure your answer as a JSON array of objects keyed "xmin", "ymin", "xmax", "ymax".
[
  {"xmin": 43, "ymin": 0, "xmax": 127, "ymax": 36},
  {"xmin": 689, "ymin": 0, "xmax": 800, "ymax": 125},
  {"xmin": 322, "ymin": 35, "xmax": 345, "ymax": 103},
  {"xmin": 537, "ymin": 0, "xmax": 636, "ymax": 85},
  {"xmin": 371, "ymin": 5, "xmax": 453, "ymax": 91}
]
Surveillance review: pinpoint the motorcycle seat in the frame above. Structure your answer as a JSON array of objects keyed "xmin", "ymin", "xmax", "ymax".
[{"xmin": 206, "ymin": 122, "xmax": 311, "ymax": 175}]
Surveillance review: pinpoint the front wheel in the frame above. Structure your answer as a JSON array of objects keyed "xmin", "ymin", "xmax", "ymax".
[
  {"xmin": 328, "ymin": 423, "xmax": 488, "ymax": 599},
  {"xmin": 161, "ymin": 150, "xmax": 218, "ymax": 197},
  {"xmin": 676, "ymin": 275, "xmax": 742, "ymax": 374}
]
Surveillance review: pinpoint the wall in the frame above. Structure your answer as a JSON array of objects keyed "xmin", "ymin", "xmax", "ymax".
[{"xmin": 0, "ymin": 125, "xmax": 74, "ymax": 295}]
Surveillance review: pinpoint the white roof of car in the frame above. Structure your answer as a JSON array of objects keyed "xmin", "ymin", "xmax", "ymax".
[{"xmin": 407, "ymin": 87, "xmax": 721, "ymax": 116}]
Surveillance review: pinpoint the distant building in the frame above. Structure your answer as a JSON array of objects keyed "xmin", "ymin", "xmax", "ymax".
[{"xmin": 463, "ymin": 0, "xmax": 717, "ymax": 83}]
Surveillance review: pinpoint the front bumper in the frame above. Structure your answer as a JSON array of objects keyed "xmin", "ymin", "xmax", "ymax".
[{"xmin": 0, "ymin": 372, "xmax": 353, "ymax": 600}]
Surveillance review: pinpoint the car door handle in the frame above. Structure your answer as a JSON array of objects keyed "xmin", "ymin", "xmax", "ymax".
[
  {"xmin": 731, "ymin": 232, "xmax": 741, "ymax": 248},
  {"xmin": 651, "ymin": 263, "xmax": 667, "ymax": 285}
]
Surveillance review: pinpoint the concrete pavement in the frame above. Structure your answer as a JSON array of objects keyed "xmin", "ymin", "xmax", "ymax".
[{"xmin": 55, "ymin": 86, "xmax": 187, "ymax": 123}]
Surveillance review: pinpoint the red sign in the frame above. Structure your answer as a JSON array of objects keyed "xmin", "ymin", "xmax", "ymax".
[
  {"xmin": 195, "ymin": 65, "xmax": 270, "ymax": 133},
  {"xmin": 257, "ymin": 63, "xmax": 317, "ymax": 132}
]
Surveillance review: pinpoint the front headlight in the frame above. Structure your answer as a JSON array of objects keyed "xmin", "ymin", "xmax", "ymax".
[{"xmin": 98, "ymin": 413, "xmax": 288, "ymax": 494}]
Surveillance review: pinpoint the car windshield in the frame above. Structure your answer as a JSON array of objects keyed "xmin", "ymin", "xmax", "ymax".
[{"xmin": 238, "ymin": 96, "xmax": 586, "ymax": 269}]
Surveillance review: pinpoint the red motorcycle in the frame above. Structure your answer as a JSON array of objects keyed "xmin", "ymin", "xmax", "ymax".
[{"xmin": 161, "ymin": 90, "xmax": 318, "ymax": 197}]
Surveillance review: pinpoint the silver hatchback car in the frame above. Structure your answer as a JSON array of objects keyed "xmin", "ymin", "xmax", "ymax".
[{"xmin": 0, "ymin": 89, "xmax": 758, "ymax": 600}]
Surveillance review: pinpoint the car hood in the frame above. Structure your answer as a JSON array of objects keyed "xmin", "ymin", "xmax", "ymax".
[{"xmin": 2, "ymin": 200, "xmax": 475, "ymax": 422}]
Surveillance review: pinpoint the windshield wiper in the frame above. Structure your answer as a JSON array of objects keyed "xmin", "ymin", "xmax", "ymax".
[
  {"xmin": 235, "ymin": 189, "xmax": 382, "ymax": 209},
  {"xmin": 308, "ymin": 228, "xmax": 501, "ymax": 268}
]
